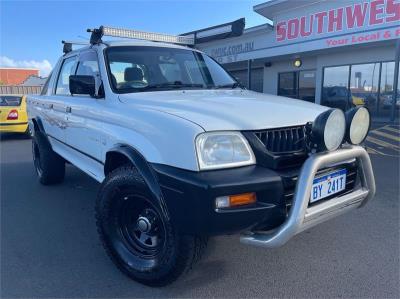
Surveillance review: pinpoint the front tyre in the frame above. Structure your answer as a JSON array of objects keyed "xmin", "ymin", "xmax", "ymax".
[
  {"xmin": 95, "ymin": 165, "xmax": 206, "ymax": 286},
  {"xmin": 32, "ymin": 132, "xmax": 65, "ymax": 185}
]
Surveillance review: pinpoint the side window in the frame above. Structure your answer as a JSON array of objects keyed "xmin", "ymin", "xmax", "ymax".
[
  {"xmin": 40, "ymin": 71, "xmax": 53, "ymax": 95},
  {"xmin": 55, "ymin": 56, "xmax": 77, "ymax": 95}
]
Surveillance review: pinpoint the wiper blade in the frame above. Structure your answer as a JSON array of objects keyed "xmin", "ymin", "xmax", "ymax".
[
  {"xmin": 141, "ymin": 82, "xmax": 205, "ymax": 91},
  {"xmin": 214, "ymin": 82, "xmax": 242, "ymax": 89}
]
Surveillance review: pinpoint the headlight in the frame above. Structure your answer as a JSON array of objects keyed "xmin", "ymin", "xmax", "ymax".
[
  {"xmin": 345, "ymin": 107, "xmax": 370, "ymax": 145},
  {"xmin": 195, "ymin": 132, "xmax": 256, "ymax": 170},
  {"xmin": 312, "ymin": 109, "xmax": 346, "ymax": 151}
]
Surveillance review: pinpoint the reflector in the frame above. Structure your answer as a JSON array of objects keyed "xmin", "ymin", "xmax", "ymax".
[{"xmin": 215, "ymin": 193, "xmax": 257, "ymax": 209}]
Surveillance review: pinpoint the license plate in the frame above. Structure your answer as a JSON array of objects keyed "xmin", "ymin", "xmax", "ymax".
[{"xmin": 310, "ymin": 169, "xmax": 347, "ymax": 203}]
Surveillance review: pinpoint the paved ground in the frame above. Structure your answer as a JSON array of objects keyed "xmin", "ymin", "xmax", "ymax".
[{"xmin": 1, "ymin": 129, "xmax": 399, "ymax": 298}]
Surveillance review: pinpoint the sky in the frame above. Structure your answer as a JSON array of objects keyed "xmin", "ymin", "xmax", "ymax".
[{"xmin": 0, "ymin": 0, "xmax": 267, "ymax": 76}]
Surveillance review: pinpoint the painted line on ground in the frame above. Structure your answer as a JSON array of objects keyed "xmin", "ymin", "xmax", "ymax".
[
  {"xmin": 380, "ymin": 126, "xmax": 400, "ymax": 134},
  {"xmin": 366, "ymin": 136, "xmax": 400, "ymax": 150},
  {"xmin": 370, "ymin": 130, "xmax": 400, "ymax": 142},
  {"xmin": 366, "ymin": 147, "xmax": 385, "ymax": 155}
]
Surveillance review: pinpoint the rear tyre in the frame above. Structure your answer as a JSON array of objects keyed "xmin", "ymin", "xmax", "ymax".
[
  {"xmin": 95, "ymin": 165, "xmax": 207, "ymax": 286},
  {"xmin": 32, "ymin": 132, "xmax": 65, "ymax": 185}
]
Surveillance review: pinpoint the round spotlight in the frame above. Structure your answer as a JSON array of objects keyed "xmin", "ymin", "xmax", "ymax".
[
  {"xmin": 312, "ymin": 109, "xmax": 346, "ymax": 152},
  {"xmin": 345, "ymin": 106, "xmax": 370, "ymax": 145},
  {"xmin": 293, "ymin": 59, "xmax": 302, "ymax": 68}
]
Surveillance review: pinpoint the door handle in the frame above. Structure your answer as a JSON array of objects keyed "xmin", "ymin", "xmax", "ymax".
[{"xmin": 66, "ymin": 106, "xmax": 72, "ymax": 113}]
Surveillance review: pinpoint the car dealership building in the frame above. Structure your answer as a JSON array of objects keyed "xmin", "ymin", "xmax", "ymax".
[{"xmin": 196, "ymin": 0, "xmax": 400, "ymax": 122}]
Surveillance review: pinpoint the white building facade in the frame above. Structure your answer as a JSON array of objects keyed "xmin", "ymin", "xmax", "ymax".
[{"xmin": 197, "ymin": 0, "xmax": 400, "ymax": 122}]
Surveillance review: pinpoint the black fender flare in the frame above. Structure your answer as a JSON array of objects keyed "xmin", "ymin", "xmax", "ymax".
[
  {"xmin": 32, "ymin": 117, "xmax": 46, "ymax": 134},
  {"xmin": 31, "ymin": 117, "xmax": 52, "ymax": 145},
  {"xmin": 105, "ymin": 145, "xmax": 170, "ymax": 221}
]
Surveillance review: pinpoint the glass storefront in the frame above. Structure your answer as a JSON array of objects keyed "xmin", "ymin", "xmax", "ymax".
[
  {"xmin": 378, "ymin": 62, "xmax": 397, "ymax": 120},
  {"xmin": 350, "ymin": 63, "xmax": 379, "ymax": 114},
  {"xmin": 278, "ymin": 70, "xmax": 316, "ymax": 102},
  {"xmin": 321, "ymin": 66, "xmax": 351, "ymax": 111},
  {"xmin": 322, "ymin": 61, "xmax": 399, "ymax": 122}
]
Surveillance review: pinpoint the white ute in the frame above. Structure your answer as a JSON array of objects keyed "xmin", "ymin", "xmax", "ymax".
[{"xmin": 27, "ymin": 26, "xmax": 375, "ymax": 286}]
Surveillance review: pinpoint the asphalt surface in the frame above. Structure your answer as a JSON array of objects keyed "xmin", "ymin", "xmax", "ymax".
[{"xmin": 1, "ymin": 132, "xmax": 399, "ymax": 298}]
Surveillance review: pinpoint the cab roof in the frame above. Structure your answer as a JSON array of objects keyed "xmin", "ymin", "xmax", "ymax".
[{"xmin": 63, "ymin": 39, "xmax": 201, "ymax": 57}]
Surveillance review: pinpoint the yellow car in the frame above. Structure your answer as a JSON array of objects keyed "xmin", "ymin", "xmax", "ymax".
[
  {"xmin": 0, "ymin": 95, "xmax": 29, "ymax": 134},
  {"xmin": 352, "ymin": 95, "xmax": 365, "ymax": 106}
]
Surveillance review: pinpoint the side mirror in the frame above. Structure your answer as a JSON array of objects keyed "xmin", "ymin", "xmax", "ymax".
[{"xmin": 69, "ymin": 75, "xmax": 95, "ymax": 96}]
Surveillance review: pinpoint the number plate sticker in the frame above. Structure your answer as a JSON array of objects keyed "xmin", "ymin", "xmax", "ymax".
[{"xmin": 310, "ymin": 169, "xmax": 347, "ymax": 203}]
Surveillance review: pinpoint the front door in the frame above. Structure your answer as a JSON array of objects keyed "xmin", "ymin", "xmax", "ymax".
[{"xmin": 63, "ymin": 50, "xmax": 104, "ymax": 179}]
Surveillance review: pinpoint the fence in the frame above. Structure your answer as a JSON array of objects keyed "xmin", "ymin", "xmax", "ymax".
[{"xmin": 0, "ymin": 85, "xmax": 42, "ymax": 95}]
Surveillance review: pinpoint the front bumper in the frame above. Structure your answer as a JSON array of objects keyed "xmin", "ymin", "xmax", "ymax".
[
  {"xmin": 152, "ymin": 145, "xmax": 375, "ymax": 242},
  {"xmin": 152, "ymin": 163, "xmax": 286, "ymax": 235},
  {"xmin": 240, "ymin": 145, "xmax": 375, "ymax": 248}
]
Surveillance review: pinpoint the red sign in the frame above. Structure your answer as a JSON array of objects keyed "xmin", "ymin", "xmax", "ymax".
[
  {"xmin": 325, "ymin": 27, "xmax": 400, "ymax": 47},
  {"xmin": 276, "ymin": 0, "xmax": 400, "ymax": 42}
]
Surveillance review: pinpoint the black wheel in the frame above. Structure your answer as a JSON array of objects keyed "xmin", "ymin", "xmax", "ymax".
[
  {"xmin": 32, "ymin": 131, "xmax": 65, "ymax": 185},
  {"xmin": 96, "ymin": 165, "xmax": 207, "ymax": 286}
]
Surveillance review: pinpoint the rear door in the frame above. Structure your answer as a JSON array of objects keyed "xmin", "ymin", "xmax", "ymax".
[{"xmin": 42, "ymin": 55, "xmax": 77, "ymax": 143}]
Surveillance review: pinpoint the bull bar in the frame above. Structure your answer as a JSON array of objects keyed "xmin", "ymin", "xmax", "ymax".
[{"xmin": 240, "ymin": 145, "xmax": 376, "ymax": 248}]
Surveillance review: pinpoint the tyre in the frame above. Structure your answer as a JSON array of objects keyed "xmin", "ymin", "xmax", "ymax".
[
  {"xmin": 95, "ymin": 165, "xmax": 207, "ymax": 286},
  {"xmin": 32, "ymin": 131, "xmax": 65, "ymax": 185}
]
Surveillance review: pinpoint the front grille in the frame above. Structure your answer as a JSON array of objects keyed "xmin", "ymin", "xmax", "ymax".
[
  {"xmin": 254, "ymin": 125, "xmax": 307, "ymax": 154},
  {"xmin": 282, "ymin": 163, "xmax": 358, "ymax": 214}
]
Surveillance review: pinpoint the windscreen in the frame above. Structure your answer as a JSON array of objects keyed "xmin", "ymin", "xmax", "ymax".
[
  {"xmin": 0, "ymin": 96, "xmax": 22, "ymax": 106},
  {"xmin": 105, "ymin": 46, "xmax": 237, "ymax": 93}
]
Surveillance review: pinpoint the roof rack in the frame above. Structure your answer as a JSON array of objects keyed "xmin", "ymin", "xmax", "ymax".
[
  {"xmin": 65, "ymin": 19, "xmax": 245, "ymax": 53},
  {"xmin": 62, "ymin": 40, "xmax": 89, "ymax": 54},
  {"xmin": 87, "ymin": 26, "xmax": 195, "ymax": 46}
]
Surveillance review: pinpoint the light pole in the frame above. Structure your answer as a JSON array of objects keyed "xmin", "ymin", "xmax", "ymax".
[{"xmin": 391, "ymin": 39, "xmax": 399, "ymax": 123}]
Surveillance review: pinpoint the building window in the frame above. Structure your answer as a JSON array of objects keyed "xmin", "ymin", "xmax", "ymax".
[
  {"xmin": 298, "ymin": 70, "xmax": 316, "ymax": 102},
  {"xmin": 379, "ymin": 62, "xmax": 396, "ymax": 119},
  {"xmin": 278, "ymin": 72, "xmax": 297, "ymax": 97},
  {"xmin": 278, "ymin": 70, "xmax": 316, "ymax": 102},
  {"xmin": 321, "ymin": 66, "xmax": 351, "ymax": 111},
  {"xmin": 229, "ymin": 68, "xmax": 264, "ymax": 93},
  {"xmin": 322, "ymin": 61, "xmax": 398, "ymax": 121}
]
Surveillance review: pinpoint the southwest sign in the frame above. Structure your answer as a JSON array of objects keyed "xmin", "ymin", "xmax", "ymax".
[{"xmin": 276, "ymin": 0, "xmax": 400, "ymax": 42}]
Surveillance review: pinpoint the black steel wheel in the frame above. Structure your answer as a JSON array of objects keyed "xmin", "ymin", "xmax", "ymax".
[{"xmin": 96, "ymin": 164, "xmax": 207, "ymax": 286}]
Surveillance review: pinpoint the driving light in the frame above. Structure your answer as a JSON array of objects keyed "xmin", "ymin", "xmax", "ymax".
[
  {"xmin": 195, "ymin": 132, "xmax": 256, "ymax": 170},
  {"xmin": 102, "ymin": 26, "xmax": 195, "ymax": 45},
  {"xmin": 345, "ymin": 107, "xmax": 370, "ymax": 145},
  {"xmin": 312, "ymin": 109, "xmax": 346, "ymax": 152}
]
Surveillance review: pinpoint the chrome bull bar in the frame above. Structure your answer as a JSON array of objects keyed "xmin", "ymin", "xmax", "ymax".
[{"xmin": 240, "ymin": 145, "xmax": 376, "ymax": 248}]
